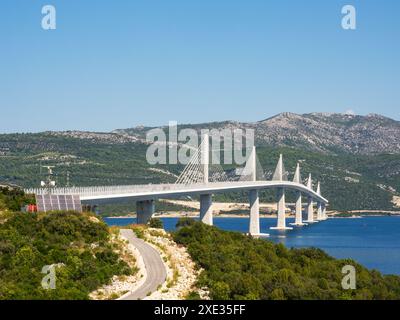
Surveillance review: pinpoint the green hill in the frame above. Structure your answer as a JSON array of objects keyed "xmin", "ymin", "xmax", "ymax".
[
  {"xmin": 0, "ymin": 187, "xmax": 133, "ymax": 299},
  {"xmin": 173, "ymin": 220, "xmax": 400, "ymax": 300},
  {"xmin": 1, "ymin": 114, "xmax": 400, "ymax": 212}
]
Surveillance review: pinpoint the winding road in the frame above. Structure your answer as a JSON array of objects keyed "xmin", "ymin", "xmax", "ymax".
[{"xmin": 119, "ymin": 229, "xmax": 167, "ymax": 300}]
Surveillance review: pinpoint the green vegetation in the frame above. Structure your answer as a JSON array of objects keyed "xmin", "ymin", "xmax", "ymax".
[
  {"xmin": 148, "ymin": 217, "xmax": 163, "ymax": 229},
  {"xmin": 176, "ymin": 217, "xmax": 197, "ymax": 228},
  {"xmin": 0, "ymin": 133, "xmax": 399, "ymax": 211},
  {"xmin": 0, "ymin": 189, "xmax": 133, "ymax": 300},
  {"xmin": 0, "ymin": 187, "xmax": 35, "ymax": 212},
  {"xmin": 0, "ymin": 133, "xmax": 177, "ymax": 187},
  {"xmin": 173, "ymin": 220, "xmax": 400, "ymax": 300}
]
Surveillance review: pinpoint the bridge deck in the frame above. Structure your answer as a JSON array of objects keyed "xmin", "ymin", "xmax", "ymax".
[{"xmin": 25, "ymin": 181, "xmax": 328, "ymax": 204}]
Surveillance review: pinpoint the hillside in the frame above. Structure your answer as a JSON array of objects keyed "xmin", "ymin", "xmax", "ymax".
[
  {"xmin": 173, "ymin": 220, "xmax": 400, "ymax": 300},
  {"xmin": 0, "ymin": 112, "xmax": 399, "ymax": 211},
  {"xmin": 0, "ymin": 209, "xmax": 133, "ymax": 299},
  {"xmin": 115, "ymin": 112, "xmax": 400, "ymax": 155}
]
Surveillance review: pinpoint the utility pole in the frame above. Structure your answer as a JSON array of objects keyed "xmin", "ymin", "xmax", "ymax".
[{"xmin": 41, "ymin": 166, "xmax": 56, "ymax": 193}]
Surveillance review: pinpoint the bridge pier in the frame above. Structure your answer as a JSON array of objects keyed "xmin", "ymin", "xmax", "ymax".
[
  {"xmin": 321, "ymin": 204, "xmax": 328, "ymax": 220},
  {"xmin": 304, "ymin": 196, "xmax": 317, "ymax": 223},
  {"xmin": 291, "ymin": 191, "xmax": 306, "ymax": 226},
  {"xmin": 271, "ymin": 187, "xmax": 292, "ymax": 230},
  {"xmin": 317, "ymin": 201, "xmax": 323, "ymax": 220},
  {"xmin": 200, "ymin": 194, "xmax": 213, "ymax": 225},
  {"xmin": 136, "ymin": 200, "xmax": 155, "ymax": 225},
  {"xmin": 248, "ymin": 189, "xmax": 260, "ymax": 235}
]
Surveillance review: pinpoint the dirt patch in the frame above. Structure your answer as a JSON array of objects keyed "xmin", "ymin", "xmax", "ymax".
[{"xmin": 392, "ymin": 196, "xmax": 400, "ymax": 208}]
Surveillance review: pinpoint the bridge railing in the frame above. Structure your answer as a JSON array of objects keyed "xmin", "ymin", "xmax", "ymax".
[
  {"xmin": 24, "ymin": 181, "xmax": 327, "ymax": 203},
  {"xmin": 25, "ymin": 183, "xmax": 227, "ymax": 197},
  {"xmin": 24, "ymin": 181, "xmax": 261, "ymax": 198},
  {"xmin": 24, "ymin": 184, "xmax": 180, "ymax": 197}
]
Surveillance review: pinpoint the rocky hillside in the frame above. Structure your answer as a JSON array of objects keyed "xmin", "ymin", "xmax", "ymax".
[
  {"xmin": 256, "ymin": 112, "xmax": 400, "ymax": 154},
  {"xmin": 115, "ymin": 112, "xmax": 400, "ymax": 155},
  {"xmin": 6, "ymin": 112, "xmax": 397, "ymax": 155}
]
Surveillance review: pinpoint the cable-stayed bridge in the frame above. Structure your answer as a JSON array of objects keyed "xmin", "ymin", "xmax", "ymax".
[{"xmin": 25, "ymin": 135, "xmax": 329, "ymax": 236}]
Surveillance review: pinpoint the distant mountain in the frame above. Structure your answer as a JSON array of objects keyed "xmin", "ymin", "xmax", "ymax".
[{"xmin": 114, "ymin": 112, "xmax": 400, "ymax": 155}]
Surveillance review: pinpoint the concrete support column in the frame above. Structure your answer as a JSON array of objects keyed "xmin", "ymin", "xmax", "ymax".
[
  {"xmin": 271, "ymin": 187, "xmax": 292, "ymax": 230},
  {"xmin": 251, "ymin": 146, "xmax": 257, "ymax": 182},
  {"xmin": 317, "ymin": 202, "xmax": 323, "ymax": 220},
  {"xmin": 200, "ymin": 194, "xmax": 213, "ymax": 225},
  {"xmin": 248, "ymin": 189, "xmax": 260, "ymax": 235},
  {"xmin": 277, "ymin": 188, "xmax": 286, "ymax": 228},
  {"xmin": 136, "ymin": 200, "xmax": 155, "ymax": 224},
  {"xmin": 201, "ymin": 134, "xmax": 209, "ymax": 184},
  {"xmin": 322, "ymin": 204, "xmax": 328, "ymax": 220},
  {"xmin": 304, "ymin": 196, "xmax": 316, "ymax": 223},
  {"xmin": 291, "ymin": 191, "xmax": 306, "ymax": 226}
]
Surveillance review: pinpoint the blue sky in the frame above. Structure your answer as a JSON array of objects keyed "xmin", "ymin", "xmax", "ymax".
[{"xmin": 0, "ymin": 0, "xmax": 399, "ymax": 133}]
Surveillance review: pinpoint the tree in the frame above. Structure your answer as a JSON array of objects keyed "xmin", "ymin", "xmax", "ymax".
[
  {"xmin": 172, "ymin": 221, "xmax": 400, "ymax": 300},
  {"xmin": 0, "ymin": 208, "xmax": 133, "ymax": 300},
  {"xmin": 148, "ymin": 218, "xmax": 163, "ymax": 229},
  {"xmin": 176, "ymin": 217, "xmax": 196, "ymax": 228}
]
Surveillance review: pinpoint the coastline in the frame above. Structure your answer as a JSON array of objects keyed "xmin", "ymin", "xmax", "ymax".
[
  {"xmin": 104, "ymin": 210, "xmax": 400, "ymax": 220},
  {"xmin": 348, "ymin": 210, "xmax": 400, "ymax": 214},
  {"xmin": 103, "ymin": 199, "xmax": 400, "ymax": 219},
  {"xmin": 104, "ymin": 213, "xmax": 279, "ymax": 219}
]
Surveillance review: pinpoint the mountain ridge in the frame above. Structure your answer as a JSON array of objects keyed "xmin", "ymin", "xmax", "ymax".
[
  {"xmin": 112, "ymin": 112, "xmax": 400, "ymax": 155},
  {"xmin": 2, "ymin": 112, "xmax": 399, "ymax": 155}
]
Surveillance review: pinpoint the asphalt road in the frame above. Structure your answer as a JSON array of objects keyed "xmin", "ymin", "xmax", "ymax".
[{"xmin": 119, "ymin": 229, "xmax": 167, "ymax": 300}]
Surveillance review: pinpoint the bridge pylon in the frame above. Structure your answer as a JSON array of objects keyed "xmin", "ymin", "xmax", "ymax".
[
  {"xmin": 248, "ymin": 146, "xmax": 264, "ymax": 235},
  {"xmin": 250, "ymin": 146, "xmax": 257, "ymax": 181},
  {"xmin": 291, "ymin": 163, "xmax": 306, "ymax": 226},
  {"xmin": 316, "ymin": 181, "xmax": 324, "ymax": 221},
  {"xmin": 248, "ymin": 189, "xmax": 260, "ymax": 235},
  {"xmin": 304, "ymin": 195, "xmax": 317, "ymax": 224},
  {"xmin": 293, "ymin": 162, "xmax": 301, "ymax": 184},
  {"xmin": 316, "ymin": 181, "xmax": 321, "ymax": 195},
  {"xmin": 322, "ymin": 204, "xmax": 328, "ymax": 220},
  {"xmin": 201, "ymin": 134, "xmax": 209, "ymax": 184},
  {"xmin": 272, "ymin": 154, "xmax": 287, "ymax": 181},
  {"xmin": 270, "ymin": 187, "xmax": 293, "ymax": 230},
  {"xmin": 303, "ymin": 173, "xmax": 317, "ymax": 223},
  {"xmin": 306, "ymin": 173, "xmax": 312, "ymax": 189},
  {"xmin": 317, "ymin": 201, "xmax": 323, "ymax": 220}
]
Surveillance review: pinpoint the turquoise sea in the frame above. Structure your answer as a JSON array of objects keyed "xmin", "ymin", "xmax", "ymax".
[{"xmin": 104, "ymin": 216, "xmax": 400, "ymax": 275}]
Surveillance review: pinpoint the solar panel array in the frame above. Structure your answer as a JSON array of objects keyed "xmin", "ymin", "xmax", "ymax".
[{"xmin": 35, "ymin": 194, "xmax": 82, "ymax": 213}]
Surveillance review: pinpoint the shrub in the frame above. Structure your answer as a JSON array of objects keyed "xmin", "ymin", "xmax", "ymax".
[
  {"xmin": 0, "ymin": 209, "xmax": 131, "ymax": 300},
  {"xmin": 176, "ymin": 217, "xmax": 196, "ymax": 229},
  {"xmin": 173, "ymin": 221, "xmax": 400, "ymax": 300},
  {"xmin": 148, "ymin": 218, "xmax": 163, "ymax": 229}
]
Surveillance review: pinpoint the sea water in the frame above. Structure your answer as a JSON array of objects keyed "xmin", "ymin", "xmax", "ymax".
[{"xmin": 104, "ymin": 216, "xmax": 400, "ymax": 275}]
